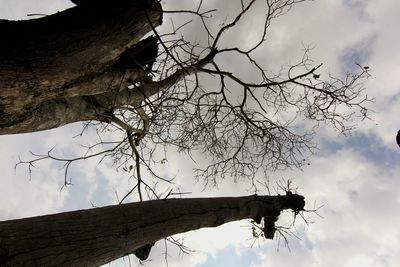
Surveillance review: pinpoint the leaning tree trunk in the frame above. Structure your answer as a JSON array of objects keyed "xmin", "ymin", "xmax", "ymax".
[
  {"xmin": 0, "ymin": 0, "xmax": 218, "ymax": 135},
  {"xmin": 0, "ymin": 0, "xmax": 163, "ymax": 134},
  {"xmin": 0, "ymin": 194, "xmax": 305, "ymax": 267}
]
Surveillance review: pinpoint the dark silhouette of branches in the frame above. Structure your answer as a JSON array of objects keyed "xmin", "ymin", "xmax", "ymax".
[
  {"xmin": 248, "ymin": 179, "xmax": 323, "ymax": 251},
  {"xmin": 17, "ymin": 0, "xmax": 372, "ymax": 195}
]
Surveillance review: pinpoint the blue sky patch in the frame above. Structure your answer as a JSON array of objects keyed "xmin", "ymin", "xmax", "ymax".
[
  {"xmin": 197, "ymin": 245, "xmax": 260, "ymax": 267},
  {"xmin": 339, "ymin": 34, "xmax": 376, "ymax": 74}
]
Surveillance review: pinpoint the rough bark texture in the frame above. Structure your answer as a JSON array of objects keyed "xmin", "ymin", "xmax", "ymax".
[
  {"xmin": 0, "ymin": 0, "xmax": 162, "ymax": 134},
  {"xmin": 0, "ymin": 194, "xmax": 305, "ymax": 267}
]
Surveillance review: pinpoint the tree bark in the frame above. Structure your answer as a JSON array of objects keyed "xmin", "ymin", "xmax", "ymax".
[
  {"xmin": 0, "ymin": 194, "xmax": 305, "ymax": 267},
  {"xmin": 0, "ymin": 0, "xmax": 162, "ymax": 134}
]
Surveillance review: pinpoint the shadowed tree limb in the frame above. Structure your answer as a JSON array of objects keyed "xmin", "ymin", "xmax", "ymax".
[
  {"xmin": 0, "ymin": 0, "xmax": 162, "ymax": 133},
  {"xmin": 0, "ymin": 194, "xmax": 305, "ymax": 267}
]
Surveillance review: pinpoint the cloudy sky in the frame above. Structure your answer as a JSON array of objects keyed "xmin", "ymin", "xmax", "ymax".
[{"xmin": 1, "ymin": 0, "xmax": 400, "ymax": 266}]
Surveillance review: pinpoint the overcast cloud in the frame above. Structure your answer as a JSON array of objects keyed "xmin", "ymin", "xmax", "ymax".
[{"xmin": 1, "ymin": 0, "xmax": 399, "ymax": 266}]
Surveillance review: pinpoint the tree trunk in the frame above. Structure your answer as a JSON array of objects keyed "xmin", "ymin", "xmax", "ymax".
[
  {"xmin": 0, "ymin": 0, "xmax": 162, "ymax": 134},
  {"xmin": 0, "ymin": 194, "xmax": 305, "ymax": 267}
]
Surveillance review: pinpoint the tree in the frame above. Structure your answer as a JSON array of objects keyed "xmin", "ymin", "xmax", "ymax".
[
  {"xmin": 0, "ymin": 0, "xmax": 371, "ymax": 266},
  {"xmin": 0, "ymin": 0, "xmax": 162, "ymax": 133},
  {"xmin": 0, "ymin": 194, "xmax": 304, "ymax": 267}
]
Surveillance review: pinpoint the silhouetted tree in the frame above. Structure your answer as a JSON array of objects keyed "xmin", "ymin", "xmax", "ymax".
[
  {"xmin": 0, "ymin": 0, "xmax": 371, "ymax": 266},
  {"xmin": 0, "ymin": 194, "xmax": 305, "ymax": 267}
]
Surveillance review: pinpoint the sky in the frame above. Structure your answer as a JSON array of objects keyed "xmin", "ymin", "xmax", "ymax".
[{"xmin": 1, "ymin": 0, "xmax": 400, "ymax": 267}]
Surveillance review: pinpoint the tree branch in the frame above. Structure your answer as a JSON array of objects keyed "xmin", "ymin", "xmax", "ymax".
[{"xmin": 0, "ymin": 194, "xmax": 305, "ymax": 267}]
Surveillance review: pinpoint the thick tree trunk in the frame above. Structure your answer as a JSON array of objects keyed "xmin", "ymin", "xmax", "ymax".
[
  {"xmin": 0, "ymin": 0, "xmax": 162, "ymax": 134},
  {"xmin": 0, "ymin": 194, "xmax": 305, "ymax": 267}
]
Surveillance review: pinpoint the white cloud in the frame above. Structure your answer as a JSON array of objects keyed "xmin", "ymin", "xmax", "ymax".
[
  {"xmin": 1, "ymin": 0, "xmax": 400, "ymax": 267},
  {"xmin": 249, "ymin": 146, "xmax": 400, "ymax": 267},
  {"xmin": 0, "ymin": 0, "xmax": 73, "ymax": 20},
  {"xmin": 0, "ymin": 131, "xmax": 69, "ymax": 219}
]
